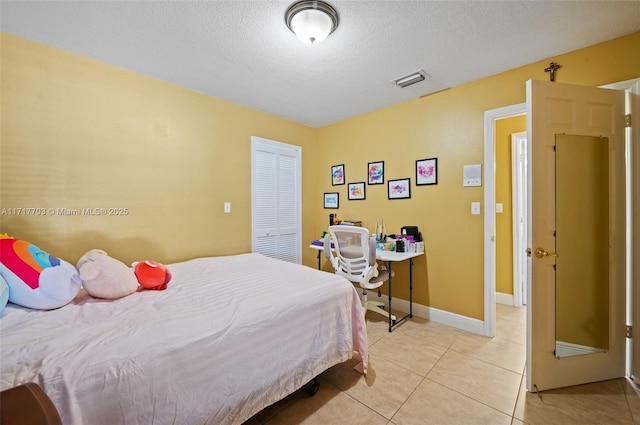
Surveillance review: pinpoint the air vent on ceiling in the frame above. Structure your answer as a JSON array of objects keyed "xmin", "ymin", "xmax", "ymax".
[{"xmin": 393, "ymin": 70, "xmax": 428, "ymax": 88}]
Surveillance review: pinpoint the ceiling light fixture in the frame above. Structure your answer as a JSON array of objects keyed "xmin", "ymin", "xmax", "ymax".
[
  {"xmin": 394, "ymin": 71, "xmax": 428, "ymax": 88},
  {"xmin": 285, "ymin": 0, "xmax": 339, "ymax": 45}
]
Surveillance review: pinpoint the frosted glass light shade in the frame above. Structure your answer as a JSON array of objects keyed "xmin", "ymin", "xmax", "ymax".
[
  {"xmin": 290, "ymin": 9, "xmax": 333, "ymax": 44},
  {"xmin": 285, "ymin": 1, "xmax": 339, "ymax": 45}
]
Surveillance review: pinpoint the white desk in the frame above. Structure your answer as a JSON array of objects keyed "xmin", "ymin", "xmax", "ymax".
[{"xmin": 309, "ymin": 244, "xmax": 424, "ymax": 332}]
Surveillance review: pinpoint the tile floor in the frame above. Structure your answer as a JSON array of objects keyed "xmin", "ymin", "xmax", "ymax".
[{"xmin": 245, "ymin": 304, "xmax": 640, "ymax": 424}]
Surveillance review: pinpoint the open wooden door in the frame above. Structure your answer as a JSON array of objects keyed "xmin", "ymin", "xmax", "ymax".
[
  {"xmin": 631, "ymin": 79, "xmax": 640, "ymax": 383},
  {"xmin": 526, "ymin": 79, "xmax": 626, "ymax": 391}
]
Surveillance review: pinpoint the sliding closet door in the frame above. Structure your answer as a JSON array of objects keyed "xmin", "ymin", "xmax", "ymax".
[{"xmin": 251, "ymin": 136, "xmax": 301, "ymax": 264}]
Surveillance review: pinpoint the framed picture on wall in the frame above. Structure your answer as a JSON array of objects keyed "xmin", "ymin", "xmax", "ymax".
[
  {"xmin": 331, "ymin": 164, "xmax": 345, "ymax": 186},
  {"xmin": 348, "ymin": 182, "xmax": 366, "ymax": 200},
  {"xmin": 367, "ymin": 161, "xmax": 384, "ymax": 185},
  {"xmin": 324, "ymin": 192, "xmax": 339, "ymax": 208},
  {"xmin": 388, "ymin": 178, "xmax": 411, "ymax": 199},
  {"xmin": 416, "ymin": 157, "xmax": 438, "ymax": 185}
]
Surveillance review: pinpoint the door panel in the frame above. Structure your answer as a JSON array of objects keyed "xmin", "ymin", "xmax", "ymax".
[
  {"xmin": 526, "ymin": 79, "xmax": 626, "ymax": 391},
  {"xmin": 252, "ymin": 137, "xmax": 302, "ymax": 264}
]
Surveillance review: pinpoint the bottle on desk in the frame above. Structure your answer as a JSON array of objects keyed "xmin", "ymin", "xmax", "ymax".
[{"xmin": 396, "ymin": 229, "xmax": 407, "ymax": 252}]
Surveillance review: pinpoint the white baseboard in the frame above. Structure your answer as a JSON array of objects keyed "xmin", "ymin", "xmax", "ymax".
[
  {"xmin": 496, "ymin": 292, "xmax": 514, "ymax": 306},
  {"xmin": 376, "ymin": 295, "xmax": 485, "ymax": 336}
]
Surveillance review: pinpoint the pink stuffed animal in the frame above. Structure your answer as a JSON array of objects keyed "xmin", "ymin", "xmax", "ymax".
[{"xmin": 77, "ymin": 249, "xmax": 139, "ymax": 299}]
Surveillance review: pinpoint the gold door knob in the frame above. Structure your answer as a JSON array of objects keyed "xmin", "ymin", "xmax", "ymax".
[{"xmin": 534, "ymin": 247, "xmax": 558, "ymax": 258}]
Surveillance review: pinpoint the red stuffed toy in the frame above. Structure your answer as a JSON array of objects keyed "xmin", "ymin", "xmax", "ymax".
[{"xmin": 133, "ymin": 260, "xmax": 172, "ymax": 290}]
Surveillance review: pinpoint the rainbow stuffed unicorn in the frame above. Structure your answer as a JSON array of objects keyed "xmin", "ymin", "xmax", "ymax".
[{"xmin": 0, "ymin": 234, "xmax": 82, "ymax": 310}]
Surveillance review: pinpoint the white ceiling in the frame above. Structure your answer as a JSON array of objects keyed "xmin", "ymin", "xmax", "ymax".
[{"xmin": 1, "ymin": 1, "xmax": 639, "ymax": 128}]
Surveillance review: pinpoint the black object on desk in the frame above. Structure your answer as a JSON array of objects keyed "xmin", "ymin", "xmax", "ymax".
[{"xmin": 401, "ymin": 226, "xmax": 422, "ymax": 242}]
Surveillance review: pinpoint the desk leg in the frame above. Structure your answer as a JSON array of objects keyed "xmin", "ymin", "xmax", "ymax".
[
  {"xmin": 387, "ymin": 260, "xmax": 393, "ymax": 333},
  {"xmin": 409, "ymin": 258, "xmax": 414, "ymax": 318},
  {"xmin": 386, "ymin": 258, "xmax": 414, "ymax": 332},
  {"xmin": 317, "ymin": 251, "xmax": 321, "ymax": 270}
]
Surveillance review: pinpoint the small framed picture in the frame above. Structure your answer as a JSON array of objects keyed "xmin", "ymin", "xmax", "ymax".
[
  {"xmin": 324, "ymin": 192, "xmax": 339, "ymax": 209},
  {"xmin": 416, "ymin": 157, "xmax": 438, "ymax": 185},
  {"xmin": 331, "ymin": 164, "xmax": 345, "ymax": 186},
  {"xmin": 367, "ymin": 161, "xmax": 384, "ymax": 185},
  {"xmin": 388, "ymin": 178, "xmax": 411, "ymax": 200},
  {"xmin": 348, "ymin": 182, "xmax": 366, "ymax": 200}
]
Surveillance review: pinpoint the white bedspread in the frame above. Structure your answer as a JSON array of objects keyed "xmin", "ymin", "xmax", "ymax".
[{"xmin": 0, "ymin": 253, "xmax": 367, "ymax": 425}]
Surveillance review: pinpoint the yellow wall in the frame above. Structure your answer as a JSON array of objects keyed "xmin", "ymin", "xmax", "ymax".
[
  {"xmin": 495, "ymin": 115, "xmax": 526, "ymax": 295},
  {"xmin": 2, "ymin": 30, "xmax": 639, "ymax": 321},
  {"xmin": 0, "ymin": 32, "xmax": 318, "ymax": 265}
]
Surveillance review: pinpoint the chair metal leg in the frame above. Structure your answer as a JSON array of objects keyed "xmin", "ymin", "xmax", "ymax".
[{"xmin": 362, "ymin": 291, "xmax": 396, "ymax": 321}]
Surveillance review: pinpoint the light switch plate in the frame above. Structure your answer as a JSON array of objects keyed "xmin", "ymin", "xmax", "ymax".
[
  {"xmin": 224, "ymin": 202, "xmax": 231, "ymax": 213},
  {"xmin": 471, "ymin": 202, "xmax": 481, "ymax": 215},
  {"xmin": 496, "ymin": 203, "xmax": 503, "ymax": 213}
]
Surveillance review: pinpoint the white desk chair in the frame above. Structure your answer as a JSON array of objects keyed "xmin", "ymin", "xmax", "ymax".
[{"xmin": 324, "ymin": 225, "xmax": 395, "ymax": 321}]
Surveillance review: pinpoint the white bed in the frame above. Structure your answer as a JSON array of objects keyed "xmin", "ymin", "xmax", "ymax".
[{"xmin": 0, "ymin": 253, "xmax": 368, "ymax": 425}]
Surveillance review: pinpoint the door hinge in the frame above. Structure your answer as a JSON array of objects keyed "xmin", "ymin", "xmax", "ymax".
[
  {"xmin": 625, "ymin": 114, "xmax": 631, "ymax": 128},
  {"xmin": 626, "ymin": 325, "xmax": 632, "ymax": 339}
]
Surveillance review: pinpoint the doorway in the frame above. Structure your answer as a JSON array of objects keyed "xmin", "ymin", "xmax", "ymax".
[
  {"xmin": 482, "ymin": 103, "xmax": 526, "ymax": 338},
  {"xmin": 511, "ymin": 131, "xmax": 528, "ymax": 308},
  {"xmin": 494, "ymin": 117, "xmax": 527, "ymax": 309}
]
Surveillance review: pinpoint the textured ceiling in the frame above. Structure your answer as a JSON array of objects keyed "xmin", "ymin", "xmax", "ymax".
[{"xmin": 1, "ymin": 0, "xmax": 640, "ymax": 127}]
